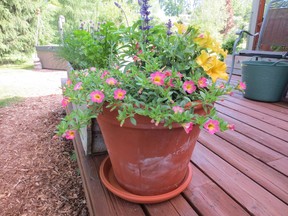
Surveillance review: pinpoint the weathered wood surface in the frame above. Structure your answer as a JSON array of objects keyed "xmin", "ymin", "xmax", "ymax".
[{"xmin": 71, "ymin": 76, "xmax": 288, "ymax": 216}]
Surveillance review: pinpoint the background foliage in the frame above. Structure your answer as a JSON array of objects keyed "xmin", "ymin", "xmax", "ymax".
[{"xmin": 0, "ymin": 0, "xmax": 253, "ymax": 64}]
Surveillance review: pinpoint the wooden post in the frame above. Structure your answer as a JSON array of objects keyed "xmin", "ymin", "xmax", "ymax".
[
  {"xmin": 247, "ymin": 0, "xmax": 266, "ymax": 50},
  {"xmin": 253, "ymin": 0, "xmax": 266, "ymax": 49}
]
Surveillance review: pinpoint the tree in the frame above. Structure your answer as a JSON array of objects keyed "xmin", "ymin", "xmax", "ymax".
[
  {"xmin": 190, "ymin": 0, "xmax": 228, "ymax": 40},
  {"xmin": 0, "ymin": 0, "xmax": 38, "ymax": 61},
  {"xmin": 159, "ymin": 0, "xmax": 191, "ymax": 16},
  {"xmin": 221, "ymin": 0, "xmax": 235, "ymax": 36}
]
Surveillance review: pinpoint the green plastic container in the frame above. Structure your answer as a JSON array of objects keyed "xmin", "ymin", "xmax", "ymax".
[{"xmin": 242, "ymin": 61, "xmax": 288, "ymax": 102}]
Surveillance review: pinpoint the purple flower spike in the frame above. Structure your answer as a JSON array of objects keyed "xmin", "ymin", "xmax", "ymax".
[
  {"xmin": 139, "ymin": 0, "xmax": 153, "ymax": 31},
  {"xmin": 114, "ymin": 2, "xmax": 121, "ymax": 8},
  {"xmin": 166, "ymin": 19, "xmax": 173, "ymax": 36}
]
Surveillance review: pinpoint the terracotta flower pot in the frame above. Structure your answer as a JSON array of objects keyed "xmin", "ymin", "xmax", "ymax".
[{"xmin": 97, "ymin": 104, "xmax": 207, "ymax": 202}]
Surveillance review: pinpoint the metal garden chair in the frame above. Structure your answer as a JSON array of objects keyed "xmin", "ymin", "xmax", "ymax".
[{"xmin": 228, "ymin": 0, "xmax": 288, "ymax": 83}]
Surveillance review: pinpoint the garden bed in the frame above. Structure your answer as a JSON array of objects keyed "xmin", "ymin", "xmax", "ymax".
[{"xmin": 0, "ymin": 95, "xmax": 88, "ymax": 215}]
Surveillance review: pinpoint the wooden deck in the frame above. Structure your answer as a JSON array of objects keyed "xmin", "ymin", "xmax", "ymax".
[{"xmin": 72, "ymin": 76, "xmax": 288, "ymax": 216}]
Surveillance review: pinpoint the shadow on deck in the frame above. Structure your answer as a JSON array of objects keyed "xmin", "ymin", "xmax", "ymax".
[{"xmin": 72, "ymin": 75, "xmax": 288, "ymax": 216}]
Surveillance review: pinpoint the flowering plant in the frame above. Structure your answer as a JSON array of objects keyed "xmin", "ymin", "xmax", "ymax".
[{"xmin": 57, "ymin": 0, "xmax": 245, "ymax": 139}]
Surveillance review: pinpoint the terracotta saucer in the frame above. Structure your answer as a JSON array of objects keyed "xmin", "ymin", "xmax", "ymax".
[{"xmin": 99, "ymin": 156, "xmax": 193, "ymax": 204}]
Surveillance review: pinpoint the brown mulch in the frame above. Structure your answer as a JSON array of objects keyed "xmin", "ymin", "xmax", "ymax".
[{"xmin": 0, "ymin": 95, "xmax": 89, "ymax": 216}]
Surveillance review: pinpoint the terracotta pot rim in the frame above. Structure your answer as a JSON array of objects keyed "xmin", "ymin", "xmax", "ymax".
[
  {"xmin": 99, "ymin": 156, "xmax": 193, "ymax": 204},
  {"xmin": 99, "ymin": 101, "xmax": 210, "ymax": 129}
]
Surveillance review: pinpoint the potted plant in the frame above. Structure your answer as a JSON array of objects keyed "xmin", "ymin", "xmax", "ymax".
[
  {"xmin": 56, "ymin": 0, "xmax": 244, "ymax": 203},
  {"xmin": 58, "ymin": 21, "xmax": 123, "ymax": 155}
]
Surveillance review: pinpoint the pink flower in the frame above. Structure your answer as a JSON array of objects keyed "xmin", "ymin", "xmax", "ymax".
[
  {"xmin": 182, "ymin": 122, "xmax": 194, "ymax": 134},
  {"xmin": 133, "ymin": 55, "xmax": 140, "ymax": 62},
  {"xmin": 227, "ymin": 124, "xmax": 235, "ymax": 130},
  {"xmin": 218, "ymin": 83, "xmax": 225, "ymax": 89},
  {"xmin": 101, "ymin": 70, "xmax": 110, "ymax": 79},
  {"xmin": 90, "ymin": 90, "xmax": 105, "ymax": 103},
  {"xmin": 61, "ymin": 97, "xmax": 70, "ymax": 108},
  {"xmin": 183, "ymin": 81, "xmax": 196, "ymax": 94},
  {"xmin": 66, "ymin": 79, "xmax": 72, "ymax": 86},
  {"xmin": 177, "ymin": 72, "xmax": 183, "ymax": 78},
  {"xmin": 198, "ymin": 77, "xmax": 208, "ymax": 88},
  {"xmin": 106, "ymin": 77, "xmax": 118, "ymax": 85},
  {"xmin": 164, "ymin": 70, "xmax": 172, "ymax": 76},
  {"xmin": 114, "ymin": 89, "xmax": 126, "ymax": 100},
  {"xmin": 238, "ymin": 82, "xmax": 246, "ymax": 90},
  {"xmin": 150, "ymin": 71, "xmax": 166, "ymax": 86},
  {"xmin": 172, "ymin": 106, "xmax": 184, "ymax": 114},
  {"xmin": 204, "ymin": 119, "xmax": 220, "ymax": 134},
  {"xmin": 137, "ymin": 50, "xmax": 143, "ymax": 55},
  {"xmin": 90, "ymin": 67, "xmax": 96, "ymax": 71},
  {"xmin": 168, "ymin": 79, "xmax": 175, "ymax": 87},
  {"xmin": 74, "ymin": 82, "xmax": 82, "ymax": 90},
  {"xmin": 65, "ymin": 130, "xmax": 76, "ymax": 140},
  {"xmin": 198, "ymin": 33, "xmax": 204, "ymax": 38}
]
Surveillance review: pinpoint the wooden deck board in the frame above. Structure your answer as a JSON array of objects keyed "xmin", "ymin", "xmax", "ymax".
[
  {"xmin": 70, "ymin": 76, "xmax": 288, "ymax": 216},
  {"xmin": 183, "ymin": 165, "xmax": 249, "ymax": 216},
  {"xmin": 198, "ymin": 133, "xmax": 288, "ymax": 204},
  {"xmin": 218, "ymin": 113, "xmax": 288, "ymax": 156},
  {"xmin": 193, "ymin": 144, "xmax": 288, "ymax": 216},
  {"xmin": 216, "ymin": 104, "xmax": 288, "ymax": 140},
  {"xmin": 218, "ymin": 100, "xmax": 288, "ymax": 130}
]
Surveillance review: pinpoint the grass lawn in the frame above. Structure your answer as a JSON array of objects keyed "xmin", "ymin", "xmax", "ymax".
[
  {"xmin": 0, "ymin": 60, "xmax": 34, "ymax": 70},
  {"xmin": 0, "ymin": 96, "xmax": 24, "ymax": 108}
]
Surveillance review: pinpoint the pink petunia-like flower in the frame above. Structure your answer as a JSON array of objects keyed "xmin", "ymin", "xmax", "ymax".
[
  {"xmin": 114, "ymin": 89, "xmax": 127, "ymax": 100},
  {"xmin": 172, "ymin": 106, "xmax": 184, "ymax": 114},
  {"xmin": 66, "ymin": 79, "xmax": 72, "ymax": 86},
  {"xmin": 183, "ymin": 80, "xmax": 196, "ymax": 94},
  {"xmin": 237, "ymin": 82, "xmax": 246, "ymax": 90},
  {"xmin": 218, "ymin": 83, "xmax": 225, "ymax": 89},
  {"xmin": 61, "ymin": 97, "xmax": 70, "ymax": 108},
  {"xmin": 90, "ymin": 90, "xmax": 105, "ymax": 103},
  {"xmin": 227, "ymin": 124, "xmax": 235, "ymax": 131},
  {"xmin": 74, "ymin": 82, "xmax": 82, "ymax": 90},
  {"xmin": 164, "ymin": 70, "xmax": 172, "ymax": 76},
  {"xmin": 106, "ymin": 77, "xmax": 118, "ymax": 85},
  {"xmin": 65, "ymin": 130, "xmax": 76, "ymax": 140},
  {"xmin": 90, "ymin": 67, "xmax": 96, "ymax": 71},
  {"xmin": 133, "ymin": 55, "xmax": 140, "ymax": 62},
  {"xmin": 177, "ymin": 72, "xmax": 183, "ymax": 78},
  {"xmin": 101, "ymin": 70, "xmax": 110, "ymax": 79},
  {"xmin": 198, "ymin": 77, "xmax": 208, "ymax": 88},
  {"xmin": 168, "ymin": 79, "xmax": 175, "ymax": 87},
  {"xmin": 182, "ymin": 122, "xmax": 194, "ymax": 134},
  {"xmin": 204, "ymin": 119, "xmax": 220, "ymax": 135},
  {"xmin": 150, "ymin": 71, "xmax": 166, "ymax": 86}
]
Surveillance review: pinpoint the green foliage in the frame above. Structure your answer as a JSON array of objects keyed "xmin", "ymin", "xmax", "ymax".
[
  {"xmin": 160, "ymin": 0, "xmax": 191, "ymax": 16},
  {"xmin": 36, "ymin": 3, "xmax": 60, "ymax": 45},
  {"xmin": 221, "ymin": 35, "xmax": 236, "ymax": 54},
  {"xmin": 190, "ymin": 0, "xmax": 227, "ymax": 40},
  {"xmin": 70, "ymin": 150, "xmax": 77, "ymax": 162},
  {"xmin": 0, "ymin": 97, "xmax": 23, "ymax": 108},
  {"xmin": 0, "ymin": 0, "xmax": 38, "ymax": 62},
  {"xmin": 58, "ymin": 21, "xmax": 122, "ymax": 69}
]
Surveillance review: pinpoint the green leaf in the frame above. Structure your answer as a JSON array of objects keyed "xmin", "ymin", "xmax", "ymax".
[{"xmin": 130, "ymin": 117, "xmax": 137, "ymax": 125}]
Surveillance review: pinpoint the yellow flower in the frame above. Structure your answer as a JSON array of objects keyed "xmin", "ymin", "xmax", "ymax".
[
  {"xmin": 196, "ymin": 50, "xmax": 216, "ymax": 71},
  {"xmin": 174, "ymin": 22, "xmax": 187, "ymax": 34},
  {"xmin": 194, "ymin": 32, "xmax": 213, "ymax": 48},
  {"xmin": 210, "ymin": 40, "xmax": 228, "ymax": 58},
  {"xmin": 206, "ymin": 59, "xmax": 228, "ymax": 83},
  {"xmin": 194, "ymin": 33, "xmax": 228, "ymax": 58}
]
